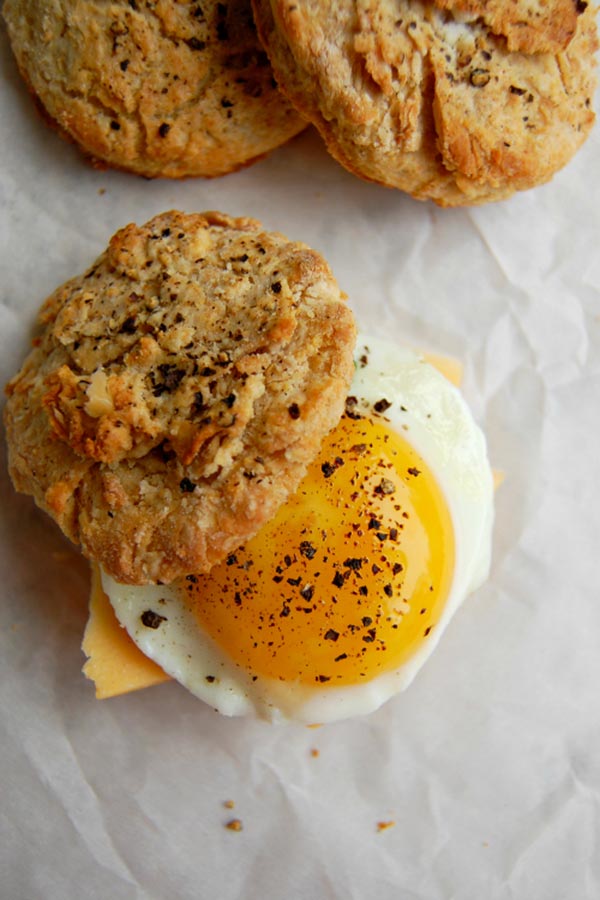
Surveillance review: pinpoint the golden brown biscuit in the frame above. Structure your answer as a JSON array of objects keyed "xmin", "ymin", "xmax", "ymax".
[
  {"xmin": 4, "ymin": 211, "xmax": 356, "ymax": 584},
  {"xmin": 433, "ymin": 0, "xmax": 587, "ymax": 53},
  {"xmin": 252, "ymin": 0, "xmax": 598, "ymax": 205},
  {"xmin": 3, "ymin": 0, "xmax": 306, "ymax": 177}
]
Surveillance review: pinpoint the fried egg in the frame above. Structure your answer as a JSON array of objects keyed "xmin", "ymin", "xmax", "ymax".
[{"xmin": 102, "ymin": 334, "xmax": 494, "ymax": 723}]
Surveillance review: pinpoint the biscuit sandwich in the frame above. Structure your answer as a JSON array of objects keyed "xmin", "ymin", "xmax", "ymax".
[{"xmin": 5, "ymin": 210, "xmax": 494, "ymax": 722}]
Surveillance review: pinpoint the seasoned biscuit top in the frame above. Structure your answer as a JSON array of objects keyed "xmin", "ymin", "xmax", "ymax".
[
  {"xmin": 5, "ymin": 211, "xmax": 356, "ymax": 584},
  {"xmin": 3, "ymin": 0, "xmax": 305, "ymax": 177},
  {"xmin": 252, "ymin": 0, "xmax": 597, "ymax": 204},
  {"xmin": 433, "ymin": 0, "xmax": 590, "ymax": 54}
]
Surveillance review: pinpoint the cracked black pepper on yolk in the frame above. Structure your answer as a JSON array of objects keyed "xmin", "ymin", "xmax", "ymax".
[{"xmin": 185, "ymin": 412, "xmax": 455, "ymax": 686}]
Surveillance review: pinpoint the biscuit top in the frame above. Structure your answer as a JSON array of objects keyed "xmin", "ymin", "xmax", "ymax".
[
  {"xmin": 253, "ymin": 0, "xmax": 597, "ymax": 205},
  {"xmin": 433, "ymin": 0, "xmax": 589, "ymax": 54},
  {"xmin": 3, "ymin": 0, "xmax": 305, "ymax": 177},
  {"xmin": 4, "ymin": 211, "xmax": 356, "ymax": 584}
]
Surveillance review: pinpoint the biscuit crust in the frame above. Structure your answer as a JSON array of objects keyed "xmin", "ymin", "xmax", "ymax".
[
  {"xmin": 252, "ymin": 0, "xmax": 598, "ymax": 205},
  {"xmin": 3, "ymin": 0, "xmax": 306, "ymax": 178},
  {"xmin": 4, "ymin": 211, "xmax": 356, "ymax": 584}
]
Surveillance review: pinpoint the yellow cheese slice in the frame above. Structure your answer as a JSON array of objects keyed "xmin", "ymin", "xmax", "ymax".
[
  {"xmin": 82, "ymin": 564, "xmax": 171, "ymax": 698},
  {"xmin": 81, "ymin": 352, "xmax": 498, "ymax": 700},
  {"xmin": 422, "ymin": 352, "xmax": 463, "ymax": 387}
]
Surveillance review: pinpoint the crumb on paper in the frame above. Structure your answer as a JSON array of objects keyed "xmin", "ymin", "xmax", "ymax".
[
  {"xmin": 98, "ymin": 187, "xmax": 106, "ymax": 195},
  {"xmin": 376, "ymin": 820, "xmax": 396, "ymax": 832},
  {"xmin": 225, "ymin": 818, "xmax": 243, "ymax": 832},
  {"xmin": 223, "ymin": 799, "xmax": 235, "ymax": 809},
  {"xmin": 52, "ymin": 551, "xmax": 77, "ymax": 563},
  {"xmin": 306, "ymin": 723, "xmax": 323, "ymax": 729},
  {"xmin": 310, "ymin": 748, "xmax": 320, "ymax": 758}
]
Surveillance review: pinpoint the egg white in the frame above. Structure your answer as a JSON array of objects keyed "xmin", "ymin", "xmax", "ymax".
[{"xmin": 103, "ymin": 334, "xmax": 494, "ymax": 723}]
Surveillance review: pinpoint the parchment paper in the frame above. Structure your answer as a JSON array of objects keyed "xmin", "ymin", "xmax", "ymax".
[{"xmin": 1, "ymin": 21, "xmax": 600, "ymax": 900}]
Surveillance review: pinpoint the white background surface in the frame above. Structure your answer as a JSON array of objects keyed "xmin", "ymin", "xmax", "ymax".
[{"xmin": 1, "ymin": 19, "xmax": 600, "ymax": 900}]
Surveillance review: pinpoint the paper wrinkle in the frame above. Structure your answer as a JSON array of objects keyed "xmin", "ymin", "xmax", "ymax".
[
  {"xmin": 503, "ymin": 773, "xmax": 593, "ymax": 892},
  {"xmin": 465, "ymin": 209, "xmax": 525, "ymax": 290},
  {"xmin": 19, "ymin": 727, "xmax": 141, "ymax": 892},
  {"xmin": 469, "ymin": 199, "xmax": 559, "ymax": 289},
  {"xmin": 63, "ymin": 725, "xmax": 172, "ymax": 895}
]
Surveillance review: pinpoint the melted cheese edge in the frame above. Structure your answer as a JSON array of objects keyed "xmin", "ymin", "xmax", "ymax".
[{"xmin": 82, "ymin": 564, "xmax": 170, "ymax": 698}]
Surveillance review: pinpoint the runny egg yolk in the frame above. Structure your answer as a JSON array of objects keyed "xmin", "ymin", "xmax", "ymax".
[{"xmin": 185, "ymin": 412, "xmax": 455, "ymax": 687}]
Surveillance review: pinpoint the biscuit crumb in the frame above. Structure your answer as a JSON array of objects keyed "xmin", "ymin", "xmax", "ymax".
[
  {"xmin": 310, "ymin": 748, "xmax": 320, "ymax": 758},
  {"xmin": 225, "ymin": 818, "xmax": 243, "ymax": 832},
  {"xmin": 223, "ymin": 799, "xmax": 235, "ymax": 809},
  {"xmin": 52, "ymin": 551, "xmax": 76, "ymax": 563},
  {"xmin": 376, "ymin": 820, "xmax": 396, "ymax": 832}
]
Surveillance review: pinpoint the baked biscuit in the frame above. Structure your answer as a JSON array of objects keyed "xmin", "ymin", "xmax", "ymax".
[
  {"xmin": 4, "ymin": 211, "xmax": 356, "ymax": 584},
  {"xmin": 252, "ymin": 0, "xmax": 598, "ymax": 205},
  {"xmin": 3, "ymin": 0, "xmax": 306, "ymax": 177}
]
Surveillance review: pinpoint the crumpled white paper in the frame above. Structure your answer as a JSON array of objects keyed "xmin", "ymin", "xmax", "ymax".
[{"xmin": 2, "ymin": 19, "xmax": 600, "ymax": 899}]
